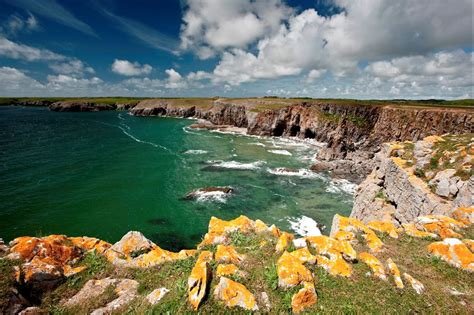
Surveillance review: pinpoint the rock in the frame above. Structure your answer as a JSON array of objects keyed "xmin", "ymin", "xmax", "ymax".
[
  {"xmin": 276, "ymin": 251, "xmax": 313, "ymax": 288},
  {"xmin": 198, "ymin": 215, "xmax": 256, "ymax": 248},
  {"xmin": 414, "ymin": 215, "xmax": 464, "ymax": 239},
  {"xmin": 427, "ymin": 238, "xmax": 474, "ymax": 271},
  {"xmin": 386, "ymin": 258, "xmax": 404, "ymax": 289},
  {"xmin": 90, "ymin": 279, "xmax": 139, "ymax": 315},
  {"xmin": 259, "ymin": 292, "xmax": 271, "ymax": 311},
  {"xmin": 367, "ymin": 221, "xmax": 399, "ymax": 238},
  {"xmin": 463, "ymin": 239, "xmax": 474, "ymax": 252},
  {"xmin": 429, "ymin": 169, "xmax": 458, "ymax": 197},
  {"xmin": 183, "ymin": 186, "xmax": 233, "ymax": 200},
  {"xmin": 188, "ymin": 251, "xmax": 213, "ymax": 310},
  {"xmin": 49, "ymin": 101, "xmax": 116, "ymax": 112},
  {"xmin": 288, "ymin": 248, "xmax": 317, "ymax": 264},
  {"xmin": 276, "ymin": 232, "xmax": 294, "ymax": 252},
  {"xmin": 0, "ymin": 238, "xmax": 9, "ymax": 255},
  {"xmin": 452, "ymin": 207, "xmax": 474, "ymax": 225},
  {"xmin": 403, "ymin": 273, "xmax": 424, "ymax": 294},
  {"xmin": 315, "ymin": 250, "xmax": 352, "ymax": 277},
  {"xmin": 69, "ymin": 237, "xmax": 111, "ymax": 254},
  {"xmin": 291, "ymin": 282, "xmax": 317, "ymax": 313},
  {"xmin": 146, "ymin": 288, "xmax": 169, "ymax": 305},
  {"xmin": 306, "ymin": 235, "xmax": 357, "ymax": 262},
  {"xmin": 216, "ymin": 264, "xmax": 244, "ymax": 278},
  {"xmin": 63, "ymin": 278, "xmax": 118, "ymax": 307},
  {"xmin": 213, "ymin": 277, "xmax": 258, "ymax": 311},
  {"xmin": 105, "ymin": 231, "xmax": 196, "ymax": 268},
  {"xmin": 359, "ymin": 252, "xmax": 387, "ymax": 281},
  {"xmin": 402, "ymin": 223, "xmax": 438, "ymax": 239},
  {"xmin": 215, "ymin": 245, "xmax": 245, "ymax": 264},
  {"xmin": 363, "ymin": 230, "xmax": 384, "ymax": 253}
]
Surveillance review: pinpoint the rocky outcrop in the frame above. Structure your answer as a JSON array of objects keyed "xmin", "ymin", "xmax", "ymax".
[
  {"xmin": 351, "ymin": 137, "xmax": 473, "ymax": 225},
  {"xmin": 49, "ymin": 101, "xmax": 117, "ymax": 112}
]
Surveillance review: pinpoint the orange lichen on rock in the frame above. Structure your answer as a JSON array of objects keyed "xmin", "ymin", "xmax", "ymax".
[
  {"xmin": 291, "ymin": 281, "xmax": 317, "ymax": 313},
  {"xmin": 463, "ymin": 239, "xmax": 474, "ymax": 252},
  {"xmin": 70, "ymin": 237, "xmax": 111, "ymax": 254},
  {"xmin": 359, "ymin": 252, "xmax": 387, "ymax": 281},
  {"xmin": 386, "ymin": 258, "xmax": 404, "ymax": 289},
  {"xmin": 363, "ymin": 230, "xmax": 384, "ymax": 253},
  {"xmin": 333, "ymin": 231, "xmax": 356, "ymax": 242},
  {"xmin": 315, "ymin": 250, "xmax": 352, "ymax": 277},
  {"xmin": 330, "ymin": 214, "xmax": 371, "ymax": 236},
  {"xmin": 402, "ymin": 223, "xmax": 438, "ymax": 239},
  {"xmin": 306, "ymin": 235, "xmax": 357, "ymax": 262},
  {"xmin": 277, "ymin": 251, "xmax": 313, "ymax": 288},
  {"xmin": 198, "ymin": 215, "xmax": 256, "ymax": 248},
  {"xmin": 215, "ymin": 245, "xmax": 245, "ymax": 264},
  {"xmin": 289, "ymin": 247, "xmax": 317, "ymax": 264},
  {"xmin": 213, "ymin": 277, "xmax": 258, "ymax": 311},
  {"xmin": 188, "ymin": 251, "xmax": 213, "ymax": 310},
  {"xmin": 427, "ymin": 238, "xmax": 474, "ymax": 272},
  {"xmin": 254, "ymin": 219, "xmax": 270, "ymax": 233},
  {"xmin": 403, "ymin": 273, "xmax": 424, "ymax": 294},
  {"xmin": 367, "ymin": 221, "xmax": 399, "ymax": 238},
  {"xmin": 451, "ymin": 207, "xmax": 474, "ymax": 225},
  {"xmin": 276, "ymin": 232, "xmax": 295, "ymax": 252},
  {"xmin": 414, "ymin": 215, "xmax": 465, "ymax": 239}
]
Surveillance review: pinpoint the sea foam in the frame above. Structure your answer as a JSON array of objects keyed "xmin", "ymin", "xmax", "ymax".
[
  {"xmin": 287, "ymin": 215, "xmax": 322, "ymax": 237},
  {"xmin": 206, "ymin": 160, "xmax": 266, "ymax": 170},
  {"xmin": 266, "ymin": 167, "xmax": 321, "ymax": 179}
]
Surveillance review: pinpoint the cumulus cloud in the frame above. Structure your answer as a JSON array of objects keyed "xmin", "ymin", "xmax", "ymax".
[
  {"xmin": 111, "ymin": 59, "xmax": 152, "ymax": 76},
  {"xmin": 165, "ymin": 68, "xmax": 186, "ymax": 89},
  {"xmin": 180, "ymin": 0, "xmax": 292, "ymax": 58},
  {"xmin": 0, "ymin": 66, "xmax": 43, "ymax": 95},
  {"xmin": 49, "ymin": 59, "xmax": 95, "ymax": 76}
]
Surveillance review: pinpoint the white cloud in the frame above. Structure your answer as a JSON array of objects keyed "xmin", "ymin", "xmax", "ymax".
[
  {"xmin": 111, "ymin": 59, "xmax": 152, "ymax": 76},
  {"xmin": 180, "ymin": 0, "xmax": 292, "ymax": 58},
  {"xmin": 305, "ymin": 69, "xmax": 327, "ymax": 83},
  {"xmin": 0, "ymin": 66, "xmax": 43, "ymax": 95},
  {"xmin": 165, "ymin": 68, "xmax": 186, "ymax": 89},
  {"xmin": 187, "ymin": 70, "xmax": 212, "ymax": 81},
  {"xmin": 46, "ymin": 74, "xmax": 103, "ymax": 90},
  {"xmin": 49, "ymin": 59, "xmax": 95, "ymax": 76},
  {"xmin": 0, "ymin": 36, "xmax": 65, "ymax": 61},
  {"xmin": 2, "ymin": 13, "xmax": 39, "ymax": 36}
]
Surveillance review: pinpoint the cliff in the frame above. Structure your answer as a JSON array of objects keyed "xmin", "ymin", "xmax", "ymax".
[{"xmin": 352, "ymin": 134, "xmax": 473, "ymax": 224}]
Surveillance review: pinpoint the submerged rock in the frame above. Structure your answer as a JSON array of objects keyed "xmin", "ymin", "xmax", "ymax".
[{"xmin": 213, "ymin": 277, "xmax": 258, "ymax": 311}]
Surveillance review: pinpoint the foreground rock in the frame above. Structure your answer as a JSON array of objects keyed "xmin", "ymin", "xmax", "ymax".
[
  {"xmin": 187, "ymin": 251, "xmax": 213, "ymax": 310},
  {"xmin": 213, "ymin": 277, "xmax": 258, "ymax": 311}
]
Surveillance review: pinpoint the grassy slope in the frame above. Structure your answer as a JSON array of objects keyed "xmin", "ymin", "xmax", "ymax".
[{"xmin": 12, "ymin": 225, "xmax": 470, "ymax": 314}]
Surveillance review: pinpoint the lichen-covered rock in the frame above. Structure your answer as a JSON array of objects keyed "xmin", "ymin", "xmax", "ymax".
[
  {"xmin": 386, "ymin": 258, "xmax": 404, "ymax": 289},
  {"xmin": 463, "ymin": 239, "xmax": 474, "ymax": 252},
  {"xmin": 315, "ymin": 250, "xmax": 352, "ymax": 277},
  {"xmin": 452, "ymin": 207, "xmax": 474, "ymax": 225},
  {"xmin": 367, "ymin": 221, "xmax": 399, "ymax": 238},
  {"xmin": 363, "ymin": 230, "xmax": 384, "ymax": 253},
  {"xmin": 359, "ymin": 252, "xmax": 387, "ymax": 281},
  {"xmin": 69, "ymin": 237, "xmax": 111, "ymax": 254},
  {"xmin": 90, "ymin": 279, "xmax": 139, "ymax": 315},
  {"xmin": 403, "ymin": 273, "xmax": 424, "ymax": 294},
  {"xmin": 289, "ymin": 247, "xmax": 317, "ymax": 264},
  {"xmin": 216, "ymin": 264, "xmax": 242, "ymax": 278},
  {"xmin": 427, "ymin": 238, "xmax": 474, "ymax": 272},
  {"xmin": 188, "ymin": 251, "xmax": 213, "ymax": 310},
  {"xmin": 291, "ymin": 281, "xmax": 317, "ymax": 313},
  {"xmin": 276, "ymin": 232, "xmax": 294, "ymax": 252},
  {"xmin": 146, "ymin": 288, "xmax": 169, "ymax": 305},
  {"xmin": 213, "ymin": 277, "xmax": 258, "ymax": 311},
  {"xmin": 414, "ymin": 215, "xmax": 465, "ymax": 239},
  {"xmin": 63, "ymin": 278, "xmax": 118, "ymax": 307},
  {"xmin": 277, "ymin": 251, "xmax": 313, "ymax": 288},
  {"xmin": 402, "ymin": 223, "xmax": 438, "ymax": 239},
  {"xmin": 306, "ymin": 235, "xmax": 357, "ymax": 262},
  {"xmin": 332, "ymin": 231, "xmax": 356, "ymax": 242},
  {"xmin": 215, "ymin": 245, "xmax": 245, "ymax": 264},
  {"xmin": 330, "ymin": 214, "xmax": 371, "ymax": 237},
  {"xmin": 198, "ymin": 215, "xmax": 256, "ymax": 248}
]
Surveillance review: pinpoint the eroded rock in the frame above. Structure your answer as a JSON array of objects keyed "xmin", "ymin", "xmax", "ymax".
[
  {"xmin": 359, "ymin": 252, "xmax": 387, "ymax": 281},
  {"xmin": 427, "ymin": 238, "xmax": 474, "ymax": 272},
  {"xmin": 213, "ymin": 277, "xmax": 258, "ymax": 311},
  {"xmin": 291, "ymin": 281, "xmax": 317, "ymax": 313},
  {"xmin": 277, "ymin": 251, "xmax": 313, "ymax": 288},
  {"xmin": 90, "ymin": 279, "xmax": 139, "ymax": 315},
  {"xmin": 146, "ymin": 288, "xmax": 169, "ymax": 305},
  {"xmin": 215, "ymin": 245, "xmax": 245, "ymax": 264},
  {"xmin": 403, "ymin": 273, "xmax": 424, "ymax": 294},
  {"xmin": 188, "ymin": 251, "xmax": 213, "ymax": 310}
]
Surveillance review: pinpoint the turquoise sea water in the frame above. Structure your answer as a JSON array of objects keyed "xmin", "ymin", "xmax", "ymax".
[{"xmin": 0, "ymin": 106, "xmax": 353, "ymax": 250}]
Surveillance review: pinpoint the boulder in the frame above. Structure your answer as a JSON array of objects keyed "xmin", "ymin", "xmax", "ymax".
[
  {"xmin": 386, "ymin": 258, "xmax": 404, "ymax": 289},
  {"xmin": 198, "ymin": 215, "xmax": 256, "ymax": 248},
  {"xmin": 315, "ymin": 250, "xmax": 352, "ymax": 277},
  {"xmin": 359, "ymin": 252, "xmax": 387, "ymax": 281},
  {"xmin": 63, "ymin": 278, "xmax": 118, "ymax": 307},
  {"xmin": 146, "ymin": 288, "xmax": 169, "ymax": 305},
  {"xmin": 291, "ymin": 282, "xmax": 317, "ymax": 313},
  {"xmin": 306, "ymin": 235, "xmax": 357, "ymax": 262},
  {"xmin": 215, "ymin": 245, "xmax": 245, "ymax": 264},
  {"xmin": 275, "ymin": 232, "xmax": 294, "ymax": 252},
  {"xmin": 213, "ymin": 277, "xmax": 258, "ymax": 311},
  {"xmin": 90, "ymin": 279, "xmax": 139, "ymax": 315},
  {"xmin": 276, "ymin": 251, "xmax": 313, "ymax": 288},
  {"xmin": 216, "ymin": 264, "xmax": 244, "ymax": 278},
  {"xmin": 427, "ymin": 238, "xmax": 474, "ymax": 272},
  {"xmin": 429, "ymin": 169, "xmax": 458, "ymax": 198},
  {"xmin": 188, "ymin": 251, "xmax": 213, "ymax": 310}
]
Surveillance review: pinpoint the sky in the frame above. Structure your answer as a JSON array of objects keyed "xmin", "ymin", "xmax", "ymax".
[{"xmin": 0, "ymin": 0, "xmax": 472, "ymax": 99}]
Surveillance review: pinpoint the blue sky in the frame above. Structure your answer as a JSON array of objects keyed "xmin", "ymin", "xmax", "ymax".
[{"xmin": 0, "ymin": 0, "xmax": 472, "ymax": 98}]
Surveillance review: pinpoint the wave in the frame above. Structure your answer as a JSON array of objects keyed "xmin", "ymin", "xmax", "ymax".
[
  {"xmin": 182, "ymin": 126, "xmax": 222, "ymax": 138},
  {"xmin": 287, "ymin": 215, "xmax": 322, "ymax": 237},
  {"xmin": 268, "ymin": 149, "xmax": 293, "ymax": 156},
  {"xmin": 248, "ymin": 142, "xmax": 266, "ymax": 147},
  {"xmin": 183, "ymin": 149, "xmax": 208, "ymax": 155},
  {"xmin": 206, "ymin": 160, "xmax": 266, "ymax": 170},
  {"xmin": 325, "ymin": 178, "xmax": 358, "ymax": 195},
  {"xmin": 267, "ymin": 167, "xmax": 322, "ymax": 179},
  {"xmin": 118, "ymin": 125, "xmax": 173, "ymax": 153}
]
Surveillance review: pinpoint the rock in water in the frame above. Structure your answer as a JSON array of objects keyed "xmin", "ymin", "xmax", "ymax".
[
  {"xmin": 187, "ymin": 251, "xmax": 213, "ymax": 310},
  {"xmin": 213, "ymin": 277, "xmax": 258, "ymax": 311}
]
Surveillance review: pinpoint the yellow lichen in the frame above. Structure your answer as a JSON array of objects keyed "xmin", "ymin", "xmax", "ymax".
[
  {"xmin": 291, "ymin": 281, "xmax": 317, "ymax": 313},
  {"xmin": 359, "ymin": 252, "xmax": 387, "ymax": 281}
]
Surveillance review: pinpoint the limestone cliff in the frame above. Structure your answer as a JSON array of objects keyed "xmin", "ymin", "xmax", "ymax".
[{"xmin": 352, "ymin": 134, "xmax": 473, "ymax": 224}]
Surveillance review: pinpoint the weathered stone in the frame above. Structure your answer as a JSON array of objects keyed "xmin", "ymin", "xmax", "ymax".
[
  {"xmin": 18, "ymin": 306, "xmax": 43, "ymax": 315},
  {"xmin": 146, "ymin": 288, "xmax": 169, "ymax": 305},
  {"xmin": 198, "ymin": 215, "xmax": 256, "ymax": 248},
  {"xmin": 188, "ymin": 251, "xmax": 213, "ymax": 310},
  {"xmin": 429, "ymin": 169, "xmax": 457, "ymax": 198},
  {"xmin": 64, "ymin": 278, "xmax": 118, "ymax": 307},
  {"xmin": 259, "ymin": 292, "xmax": 271, "ymax": 311},
  {"xmin": 315, "ymin": 250, "xmax": 352, "ymax": 277},
  {"xmin": 276, "ymin": 232, "xmax": 294, "ymax": 252},
  {"xmin": 427, "ymin": 238, "xmax": 474, "ymax": 272},
  {"xmin": 414, "ymin": 215, "xmax": 464, "ymax": 239},
  {"xmin": 367, "ymin": 221, "xmax": 399, "ymax": 238},
  {"xmin": 386, "ymin": 258, "xmax": 404, "ymax": 289},
  {"xmin": 215, "ymin": 245, "xmax": 245, "ymax": 264},
  {"xmin": 363, "ymin": 230, "xmax": 384, "ymax": 253},
  {"xmin": 90, "ymin": 279, "xmax": 139, "ymax": 315},
  {"xmin": 402, "ymin": 223, "xmax": 438, "ymax": 239},
  {"xmin": 213, "ymin": 277, "xmax": 258, "ymax": 311},
  {"xmin": 359, "ymin": 252, "xmax": 387, "ymax": 281},
  {"xmin": 452, "ymin": 207, "xmax": 474, "ymax": 225},
  {"xmin": 403, "ymin": 273, "xmax": 424, "ymax": 294},
  {"xmin": 306, "ymin": 235, "xmax": 357, "ymax": 262},
  {"xmin": 289, "ymin": 247, "xmax": 317, "ymax": 264},
  {"xmin": 277, "ymin": 251, "xmax": 313, "ymax": 288},
  {"xmin": 463, "ymin": 239, "xmax": 474, "ymax": 252},
  {"xmin": 291, "ymin": 281, "xmax": 317, "ymax": 313},
  {"xmin": 0, "ymin": 238, "xmax": 9, "ymax": 255},
  {"xmin": 216, "ymin": 264, "xmax": 243, "ymax": 278},
  {"xmin": 69, "ymin": 237, "xmax": 111, "ymax": 254}
]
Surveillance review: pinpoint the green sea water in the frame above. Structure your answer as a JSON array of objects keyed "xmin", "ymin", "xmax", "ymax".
[{"xmin": 0, "ymin": 106, "xmax": 353, "ymax": 250}]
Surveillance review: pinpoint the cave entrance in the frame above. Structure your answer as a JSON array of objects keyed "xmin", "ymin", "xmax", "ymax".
[
  {"xmin": 289, "ymin": 125, "xmax": 300, "ymax": 137},
  {"xmin": 273, "ymin": 121, "xmax": 286, "ymax": 136},
  {"xmin": 304, "ymin": 128, "xmax": 316, "ymax": 139}
]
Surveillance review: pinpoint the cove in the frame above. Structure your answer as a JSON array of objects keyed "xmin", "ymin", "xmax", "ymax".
[{"xmin": 0, "ymin": 106, "xmax": 353, "ymax": 250}]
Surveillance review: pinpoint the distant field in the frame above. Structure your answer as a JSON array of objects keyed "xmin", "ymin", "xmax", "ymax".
[{"xmin": 0, "ymin": 97, "xmax": 473, "ymax": 110}]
